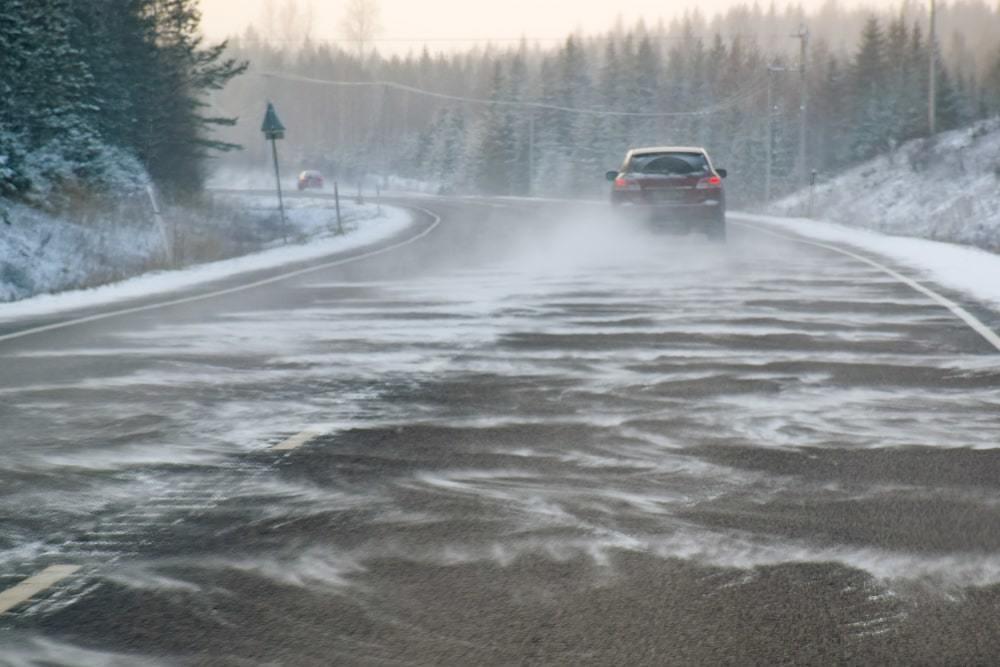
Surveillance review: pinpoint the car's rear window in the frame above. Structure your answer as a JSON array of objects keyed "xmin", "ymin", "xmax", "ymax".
[{"xmin": 628, "ymin": 152, "xmax": 708, "ymax": 175}]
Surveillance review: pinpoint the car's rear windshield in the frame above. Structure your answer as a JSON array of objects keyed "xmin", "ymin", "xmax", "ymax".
[{"xmin": 627, "ymin": 152, "xmax": 709, "ymax": 175}]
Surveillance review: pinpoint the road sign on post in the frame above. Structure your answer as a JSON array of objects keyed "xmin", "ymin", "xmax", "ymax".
[{"xmin": 262, "ymin": 102, "xmax": 288, "ymax": 243}]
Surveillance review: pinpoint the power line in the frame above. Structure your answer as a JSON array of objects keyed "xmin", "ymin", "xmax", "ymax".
[
  {"xmin": 249, "ymin": 32, "xmax": 794, "ymax": 46},
  {"xmin": 257, "ymin": 71, "xmax": 768, "ymax": 118}
]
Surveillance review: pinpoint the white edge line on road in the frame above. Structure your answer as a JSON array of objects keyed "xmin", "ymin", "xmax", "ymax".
[
  {"xmin": 272, "ymin": 429, "xmax": 325, "ymax": 452},
  {"xmin": 0, "ymin": 208, "xmax": 442, "ymax": 344},
  {"xmin": 730, "ymin": 217, "xmax": 1000, "ymax": 353},
  {"xmin": 0, "ymin": 565, "xmax": 81, "ymax": 614}
]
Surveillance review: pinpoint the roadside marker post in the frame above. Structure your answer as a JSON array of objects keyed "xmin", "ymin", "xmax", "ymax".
[
  {"xmin": 145, "ymin": 184, "xmax": 173, "ymax": 266},
  {"xmin": 334, "ymin": 181, "xmax": 344, "ymax": 235},
  {"xmin": 807, "ymin": 170, "xmax": 818, "ymax": 218}
]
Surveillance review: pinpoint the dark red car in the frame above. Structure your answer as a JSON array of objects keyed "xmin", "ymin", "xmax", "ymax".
[
  {"xmin": 606, "ymin": 147, "xmax": 727, "ymax": 240},
  {"xmin": 297, "ymin": 170, "xmax": 324, "ymax": 191}
]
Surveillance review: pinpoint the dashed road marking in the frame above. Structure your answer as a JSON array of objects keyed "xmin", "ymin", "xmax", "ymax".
[
  {"xmin": 0, "ymin": 565, "xmax": 80, "ymax": 614},
  {"xmin": 273, "ymin": 429, "xmax": 325, "ymax": 452},
  {"xmin": 732, "ymin": 218, "xmax": 1000, "ymax": 353}
]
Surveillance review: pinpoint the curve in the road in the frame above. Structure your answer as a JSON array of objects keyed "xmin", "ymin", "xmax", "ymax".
[
  {"xmin": 0, "ymin": 207, "xmax": 441, "ymax": 345},
  {"xmin": 731, "ymin": 218, "xmax": 1000, "ymax": 353}
]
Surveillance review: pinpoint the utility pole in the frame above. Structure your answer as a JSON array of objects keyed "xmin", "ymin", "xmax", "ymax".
[
  {"xmin": 793, "ymin": 25, "xmax": 810, "ymax": 188},
  {"xmin": 928, "ymin": 0, "xmax": 937, "ymax": 135},
  {"xmin": 765, "ymin": 67, "xmax": 774, "ymax": 203},
  {"xmin": 764, "ymin": 65, "xmax": 786, "ymax": 203},
  {"xmin": 527, "ymin": 110, "xmax": 535, "ymax": 197}
]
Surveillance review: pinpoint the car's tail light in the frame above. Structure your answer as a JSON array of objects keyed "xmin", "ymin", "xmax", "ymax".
[
  {"xmin": 696, "ymin": 174, "xmax": 723, "ymax": 189},
  {"xmin": 614, "ymin": 177, "xmax": 641, "ymax": 192}
]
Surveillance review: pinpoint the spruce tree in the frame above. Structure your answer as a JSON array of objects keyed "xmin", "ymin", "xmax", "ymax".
[
  {"xmin": 851, "ymin": 17, "xmax": 892, "ymax": 160},
  {"xmin": 633, "ymin": 35, "xmax": 661, "ymax": 145},
  {"xmin": 136, "ymin": 0, "xmax": 247, "ymax": 195},
  {"xmin": 985, "ymin": 48, "xmax": 1000, "ymax": 113},
  {"xmin": 471, "ymin": 63, "xmax": 515, "ymax": 194}
]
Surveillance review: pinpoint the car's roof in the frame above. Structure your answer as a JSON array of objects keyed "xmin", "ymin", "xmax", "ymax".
[{"xmin": 627, "ymin": 146, "xmax": 707, "ymax": 156}]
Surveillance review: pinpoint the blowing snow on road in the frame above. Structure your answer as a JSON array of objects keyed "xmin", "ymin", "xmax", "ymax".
[{"xmin": 1, "ymin": 197, "xmax": 998, "ymax": 664}]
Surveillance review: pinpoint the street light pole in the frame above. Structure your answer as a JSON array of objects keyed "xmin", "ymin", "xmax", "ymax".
[
  {"xmin": 765, "ymin": 65, "xmax": 786, "ymax": 203},
  {"xmin": 527, "ymin": 110, "xmax": 535, "ymax": 197},
  {"xmin": 928, "ymin": 0, "xmax": 937, "ymax": 135},
  {"xmin": 765, "ymin": 67, "xmax": 774, "ymax": 203},
  {"xmin": 794, "ymin": 25, "xmax": 810, "ymax": 189}
]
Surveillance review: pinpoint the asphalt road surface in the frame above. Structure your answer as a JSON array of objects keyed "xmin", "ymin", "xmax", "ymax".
[{"xmin": 1, "ymin": 196, "xmax": 999, "ymax": 665}]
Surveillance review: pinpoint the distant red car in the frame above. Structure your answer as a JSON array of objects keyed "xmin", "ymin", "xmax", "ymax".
[{"xmin": 297, "ymin": 170, "xmax": 324, "ymax": 190}]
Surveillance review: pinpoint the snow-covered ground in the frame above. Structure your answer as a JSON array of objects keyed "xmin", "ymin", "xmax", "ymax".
[
  {"xmin": 0, "ymin": 202, "xmax": 163, "ymax": 303},
  {"xmin": 214, "ymin": 192, "xmax": 391, "ymax": 241},
  {"xmin": 207, "ymin": 167, "xmax": 443, "ymax": 196},
  {"xmin": 0, "ymin": 195, "xmax": 411, "ymax": 319},
  {"xmin": 734, "ymin": 213, "xmax": 1000, "ymax": 312},
  {"xmin": 206, "ymin": 168, "xmax": 285, "ymax": 191},
  {"xmin": 770, "ymin": 117, "xmax": 1000, "ymax": 252}
]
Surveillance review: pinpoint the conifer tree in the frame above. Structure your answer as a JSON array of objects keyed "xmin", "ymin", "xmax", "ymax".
[
  {"xmin": 633, "ymin": 36, "xmax": 661, "ymax": 145},
  {"xmin": 985, "ymin": 48, "xmax": 1000, "ymax": 113},
  {"xmin": 0, "ymin": 0, "xmax": 246, "ymax": 200},
  {"xmin": 471, "ymin": 63, "xmax": 516, "ymax": 194},
  {"xmin": 851, "ymin": 17, "xmax": 892, "ymax": 160}
]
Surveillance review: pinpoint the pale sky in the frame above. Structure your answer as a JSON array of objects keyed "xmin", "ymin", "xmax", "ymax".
[{"xmin": 199, "ymin": 0, "xmax": 901, "ymax": 50}]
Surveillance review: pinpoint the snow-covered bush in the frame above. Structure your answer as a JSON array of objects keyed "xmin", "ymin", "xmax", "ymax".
[
  {"xmin": 15, "ymin": 143, "xmax": 150, "ymax": 213},
  {"xmin": 0, "ymin": 131, "xmax": 31, "ymax": 197}
]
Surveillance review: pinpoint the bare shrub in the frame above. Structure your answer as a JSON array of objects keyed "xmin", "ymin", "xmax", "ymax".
[{"xmin": 908, "ymin": 137, "xmax": 937, "ymax": 173}]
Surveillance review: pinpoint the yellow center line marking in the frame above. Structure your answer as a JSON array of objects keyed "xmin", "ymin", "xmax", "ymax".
[
  {"xmin": 0, "ymin": 565, "xmax": 81, "ymax": 614},
  {"xmin": 272, "ymin": 429, "xmax": 325, "ymax": 452}
]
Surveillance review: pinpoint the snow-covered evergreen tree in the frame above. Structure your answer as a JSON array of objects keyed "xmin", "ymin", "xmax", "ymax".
[
  {"xmin": 851, "ymin": 17, "xmax": 893, "ymax": 160},
  {"xmin": 0, "ymin": 0, "xmax": 245, "ymax": 203},
  {"xmin": 470, "ymin": 63, "xmax": 517, "ymax": 194}
]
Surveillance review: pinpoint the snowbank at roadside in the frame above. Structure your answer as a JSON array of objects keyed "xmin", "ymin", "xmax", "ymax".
[
  {"xmin": 0, "ymin": 199, "xmax": 412, "ymax": 321},
  {"xmin": 0, "ymin": 201, "xmax": 163, "ymax": 303},
  {"xmin": 769, "ymin": 118, "xmax": 1000, "ymax": 252},
  {"xmin": 734, "ymin": 212, "xmax": 1000, "ymax": 311}
]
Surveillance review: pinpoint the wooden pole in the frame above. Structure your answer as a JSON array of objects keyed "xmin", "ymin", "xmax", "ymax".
[
  {"xmin": 334, "ymin": 181, "xmax": 344, "ymax": 235},
  {"xmin": 765, "ymin": 67, "xmax": 774, "ymax": 203},
  {"xmin": 797, "ymin": 25, "xmax": 810, "ymax": 189},
  {"xmin": 928, "ymin": 0, "xmax": 937, "ymax": 135},
  {"xmin": 528, "ymin": 110, "xmax": 535, "ymax": 197}
]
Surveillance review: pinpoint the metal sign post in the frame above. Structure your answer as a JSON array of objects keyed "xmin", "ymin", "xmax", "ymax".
[{"xmin": 261, "ymin": 102, "xmax": 288, "ymax": 243}]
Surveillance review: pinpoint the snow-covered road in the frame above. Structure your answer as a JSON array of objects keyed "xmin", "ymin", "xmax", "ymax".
[{"xmin": 1, "ymin": 196, "xmax": 999, "ymax": 664}]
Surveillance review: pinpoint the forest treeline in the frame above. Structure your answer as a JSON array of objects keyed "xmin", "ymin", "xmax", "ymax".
[
  {"xmin": 0, "ymin": 0, "xmax": 245, "ymax": 206},
  {"xmin": 218, "ymin": 0, "xmax": 1000, "ymax": 204}
]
